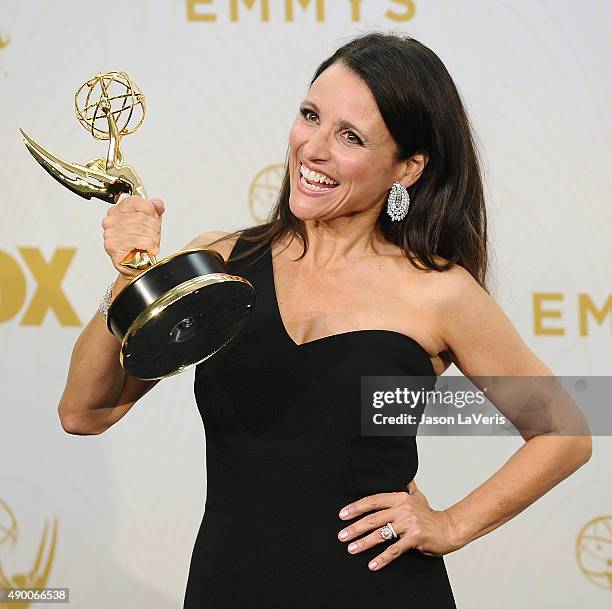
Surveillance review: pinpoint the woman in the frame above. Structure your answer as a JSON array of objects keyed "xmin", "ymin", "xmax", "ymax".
[{"xmin": 58, "ymin": 33, "xmax": 591, "ymax": 608}]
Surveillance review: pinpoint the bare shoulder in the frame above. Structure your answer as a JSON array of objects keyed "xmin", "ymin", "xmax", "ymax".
[
  {"xmin": 420, "ymin": 259, "xmax": 551, "ymax": 376},
  {"xmin": 181, "ymin": 231, "xmax": 240, "ymax": 261},
  {"xmin": 424, "ymin": 257, "xmax": 486, "ymax": 305},
  {"xmin": 397, "ymin": 251, "xmax": 484, "ymax": 310},
  {"xmin": 417, "ymin": 258, "xmax": 493, "ymax": 339}
]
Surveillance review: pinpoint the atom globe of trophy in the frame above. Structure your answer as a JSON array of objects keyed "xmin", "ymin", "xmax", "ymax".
[{"xmin": 20, "ymin": 71, "xmax": 255, "ymax": 380}]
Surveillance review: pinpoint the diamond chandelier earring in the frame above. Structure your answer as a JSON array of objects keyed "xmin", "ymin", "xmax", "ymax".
[{"xmin": 386, "ymin": 181, "xmax": 410, "ymax": 221}]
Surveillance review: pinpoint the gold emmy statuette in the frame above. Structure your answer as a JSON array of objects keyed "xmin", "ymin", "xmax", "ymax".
[{"xmin": 20, "ymin": 71, "xmax": 255, "ymax": 380}]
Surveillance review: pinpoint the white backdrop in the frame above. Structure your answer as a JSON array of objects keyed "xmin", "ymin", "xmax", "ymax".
[{"xmin": 0, "ymin": 1, "xmax": 610, "ymax": 608}]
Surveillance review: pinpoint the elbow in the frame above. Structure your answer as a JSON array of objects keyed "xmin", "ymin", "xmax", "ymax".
[
  {"xmin": 59, "ymin": 421, "xmax": 97, "ymax": 436},
  {"xmin": 58, "ymin": 409, "xmax": 108, "ymax": 436},
  {"xmin": 578, "ymin": 434, "xmax": 593, "ymax": 465},
  {"xmin": 566, "ymin": 433, "xmax": 592, "ymax": 470}
]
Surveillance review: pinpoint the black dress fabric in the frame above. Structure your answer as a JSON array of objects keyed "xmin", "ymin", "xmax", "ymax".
[{"xmin": 184, "ymin": 228, "xmax": 456, "ymax": 609}]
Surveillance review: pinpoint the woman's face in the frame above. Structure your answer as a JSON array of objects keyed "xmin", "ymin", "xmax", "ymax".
[{"xmin": 288, "ymin": 62, "xmax": 407, "ymax": 223}]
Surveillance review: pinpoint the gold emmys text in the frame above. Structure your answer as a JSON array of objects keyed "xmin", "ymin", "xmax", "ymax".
[{"xmin": 187, "ymin": 0, "xmax": 416, "ymax": 22}]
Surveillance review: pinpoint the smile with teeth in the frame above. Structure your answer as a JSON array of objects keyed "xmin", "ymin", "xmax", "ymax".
[{"xmin": 299, "ymin": 163, "xmax": 339, "ymax": 191}]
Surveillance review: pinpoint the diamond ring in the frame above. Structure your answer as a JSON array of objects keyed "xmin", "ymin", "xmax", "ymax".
[{"xmin": 379, "ymin": 522, "xmax": 398, "ymax": 541}]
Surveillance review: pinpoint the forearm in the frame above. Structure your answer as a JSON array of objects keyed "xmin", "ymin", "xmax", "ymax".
[
  {"xmin": 58, "ymin": 275, "xmax": 130, "ymax": 427},
  {"xmin": 445, "ymin": 434, "xmax": 592, "ymax": 548}
]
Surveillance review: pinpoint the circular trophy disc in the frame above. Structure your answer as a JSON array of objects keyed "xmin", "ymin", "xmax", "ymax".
[{"xmin": 120, "ymin": 276, "xmax": 254, "ymax": 380}]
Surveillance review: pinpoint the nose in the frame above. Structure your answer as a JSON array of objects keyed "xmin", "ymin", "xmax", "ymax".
[{"xmin": 302, "ymin": 125, "xmax": 332, "ymax": 162}]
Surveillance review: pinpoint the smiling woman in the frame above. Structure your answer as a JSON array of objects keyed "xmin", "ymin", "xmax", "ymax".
[
  {"xmin": 178, "ymin": 31, "xmax": 589, "ymax": 608},
  {"xmin": 58, "ymin": 30, "xmax": 591, "ymax": 609}
]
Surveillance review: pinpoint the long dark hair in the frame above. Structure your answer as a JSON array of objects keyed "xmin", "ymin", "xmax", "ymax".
[{"xmin": 212, "ymin": 32, "xmax": 489, "ymax": 290}]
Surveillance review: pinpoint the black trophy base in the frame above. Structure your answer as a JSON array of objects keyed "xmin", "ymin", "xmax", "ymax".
[{"xmin": 107, "ymin": 248, "xmax": 255, "ymax": 380}]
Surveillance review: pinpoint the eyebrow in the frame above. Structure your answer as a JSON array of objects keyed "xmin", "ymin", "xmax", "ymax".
[{"xmin": 301, "ymin": 100, "xmax": 366, "ymax": 137}]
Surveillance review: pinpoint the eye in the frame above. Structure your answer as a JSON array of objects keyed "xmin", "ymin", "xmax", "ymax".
[
  {"xmin": 300, "ymin": 107, "xmax": 318, "ymax": 122},
  {"xmin": 344, "ymin": 131, "xmax": 363, "ymax": 145}
]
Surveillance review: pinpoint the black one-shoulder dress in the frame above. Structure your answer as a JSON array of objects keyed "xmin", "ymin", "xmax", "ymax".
[{"xmin": 183, "ymin": 228, "xmax": 456, "ymax": 608}]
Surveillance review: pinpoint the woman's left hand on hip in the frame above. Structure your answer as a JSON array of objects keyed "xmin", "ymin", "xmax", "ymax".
[{"xmin": 337, "ymin": 480, "xmax": 462, "ymax": 571}]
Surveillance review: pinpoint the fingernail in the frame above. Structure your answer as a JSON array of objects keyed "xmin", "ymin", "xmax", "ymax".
[
  {"xmin": 368, "ymin": 560, "xmax": 378, "ymax": 570},
  {"xmin": 339, "ymin": 508, "xmax": 349, "ymax": 518},
  {"xmin": 338, "ymin": 530, "xmax": 348, "ymax": 539},
  {"xmin": 348, "ymin": 542, "xmax": 357, "ymax": 552}
]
